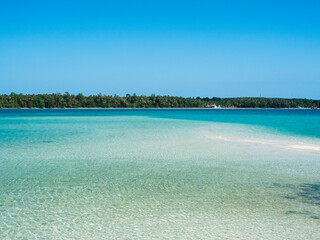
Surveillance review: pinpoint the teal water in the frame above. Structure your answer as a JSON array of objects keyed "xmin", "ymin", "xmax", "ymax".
[{"xmin": 0, "ymin": 109, "xmax": 320, "ymax": 239}]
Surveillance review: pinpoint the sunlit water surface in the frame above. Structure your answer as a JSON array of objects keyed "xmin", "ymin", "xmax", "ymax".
[{"xmin": 0, "ymin": 109, "xmax": 320, "ymax": 239}]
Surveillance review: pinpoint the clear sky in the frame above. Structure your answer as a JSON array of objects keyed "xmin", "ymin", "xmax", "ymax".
[{"xmin": 1, "ymin": 0, "xmax": 319, "ymax": 98}]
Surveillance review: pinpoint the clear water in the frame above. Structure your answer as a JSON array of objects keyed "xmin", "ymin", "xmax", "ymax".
[{"xmin": 0, "ymin": 109, "xmax": 320, "ymax": 239}]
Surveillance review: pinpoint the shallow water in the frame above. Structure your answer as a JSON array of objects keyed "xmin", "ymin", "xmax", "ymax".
[{"xmin": 0, "ymin": 109, "xmax": 320, "ymax": 239}]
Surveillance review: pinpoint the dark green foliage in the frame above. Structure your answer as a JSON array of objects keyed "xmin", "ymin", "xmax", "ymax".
[{"xmin": 0, "ymin": 93, "xmax": 319, "ymax": 108}]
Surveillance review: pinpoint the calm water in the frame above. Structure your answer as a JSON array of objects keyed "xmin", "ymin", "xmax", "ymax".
[{"xmin": 0, "ymin": 109, "xmax": 320, "ymax": 239}]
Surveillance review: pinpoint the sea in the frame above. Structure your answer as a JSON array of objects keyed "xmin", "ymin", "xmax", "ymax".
[{"xmin": 0, "ymin": 109, "xmax": 319, "ymax": 239}]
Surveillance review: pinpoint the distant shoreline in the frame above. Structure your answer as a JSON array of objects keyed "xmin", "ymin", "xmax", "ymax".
[
  {"xmin": 1, "ymin": 107, "xmax": 316, "ymax": 110},
  {"xmin": 2, "ymin": 94, "xmax": 319, "ymax": 109}
]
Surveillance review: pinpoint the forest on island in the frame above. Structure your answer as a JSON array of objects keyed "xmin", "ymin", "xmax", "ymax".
[{"xmin": 0, "ymin": 92, "xmax": 319, "ymax": 109}]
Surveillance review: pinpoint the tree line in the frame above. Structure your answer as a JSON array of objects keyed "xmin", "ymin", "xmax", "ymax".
[{"xmin": 0, "ymin": 92, "xmax": 319, "ymax": 108}]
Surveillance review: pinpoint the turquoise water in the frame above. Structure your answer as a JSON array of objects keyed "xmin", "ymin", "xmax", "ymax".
[{"xmin": 0, "ymin": 109, "xmax": 320, "ymax": 239}]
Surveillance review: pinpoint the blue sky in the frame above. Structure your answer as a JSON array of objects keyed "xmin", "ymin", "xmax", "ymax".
[{"xmin": 1, "ymin": 0, "xmax": 319, "ymax": 98}]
